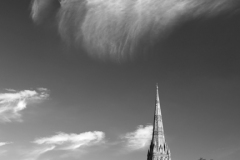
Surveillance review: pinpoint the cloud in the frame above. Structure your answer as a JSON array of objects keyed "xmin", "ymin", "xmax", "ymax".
[
  {"xmin": 31, "ymin": 0, "xmax": 240, "ymax": 60},
  {"xmin": 24, "ymin": 145, "xmax": 55, "ymax": 160},
  {"xmin": 0, "ymin": 150, "xmax": 7, "ymax": 156},
  {"xmin": 33, "ymin": 131, "xmax": 105, "ymax": 150},
  {"xmin": 27, "ymin": 131, "xmax": 105, "ymax": 159},
  {"xmin": 0, "ymin": 142, "xmax": 12, "ymax": 147},
  {"xmin": 122, "ymin": 125, "xmax": 153, "ymax": 151},
  {"xmin": 0, "ymin": 88, "xmax": 49, "ymax": 123},
  {"xmin": 5, "ymin": 89, "xmax": 17, "ymax": 92},
  {"xmin": 212, "ymin": 145, "xmax": 240, "ymax": 160},
  {"xmin": 0, "ymin": 142, "xmax": 12, "ymax": 157}
]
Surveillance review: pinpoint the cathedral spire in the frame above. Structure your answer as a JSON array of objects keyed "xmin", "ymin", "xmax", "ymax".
[
  {"xmin": 153, "ymin": 83, "xmax": 165, "ymax": 145},
  {"xmin": 147, "ymin": 84, "xmax": 171, "ymax": 160}
]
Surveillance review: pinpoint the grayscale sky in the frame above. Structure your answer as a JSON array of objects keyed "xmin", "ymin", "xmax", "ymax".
[{"xmin": 0, "ymin": 1, "xmax": 240, "ymax": 160}]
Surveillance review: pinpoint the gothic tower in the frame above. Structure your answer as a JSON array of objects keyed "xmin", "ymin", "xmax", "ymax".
[{"xmin": 147, "ymin": 84, "xmax": 171, "ymax": 160}]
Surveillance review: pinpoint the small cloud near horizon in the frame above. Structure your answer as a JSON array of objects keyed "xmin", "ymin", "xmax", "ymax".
[
  {"xmin": 0, "ymin": 142, "xmax": 12, "ymax": 147},
  {"xmin": 0, "ymin": 88, "xmax": 49, "ymax": 123},
  {"xmin": 121, "ymin": 125, "xmax": 153, "ymax": 151},
  {"xmin": 24, "ymin": 131, "xmax": 105, "ymax": 159},
  {"xmin": 23, "ymin": 145, "xmax": 55, "ymax": 160}
]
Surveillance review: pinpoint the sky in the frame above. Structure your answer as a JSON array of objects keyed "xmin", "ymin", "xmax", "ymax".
[{"xmin": 0, "ymin": 0, "xmax": 240, "ymax": 160}]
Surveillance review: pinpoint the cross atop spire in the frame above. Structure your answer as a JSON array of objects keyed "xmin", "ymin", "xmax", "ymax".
[{"xmin": 147, "ymin": 84, "xmax": 171, "ymax": 160}]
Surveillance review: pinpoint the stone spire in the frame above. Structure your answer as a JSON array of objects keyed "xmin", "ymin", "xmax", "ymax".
[{"xmin": 147, "ymin": 84, "xmax": 171, "ymax": 160}]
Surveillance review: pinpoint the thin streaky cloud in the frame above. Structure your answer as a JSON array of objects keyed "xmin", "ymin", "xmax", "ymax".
[
  {"xmin": 24, "ymin": 145, "xmax": 55, "ymax": 160},
  {"xmin": 0, "ymin": 142, "xmax": 12, "ymax": 147},
  {"xmin": 212, "ymin": 146, "xmax": 240, "ymax": 159},
  {"xmin": 37, "ymin": 88, "xmax": 49, "ymax": 92},
  {"xmin": 28, "ymin": 131, "xmax": 105, "ymax": 159},
  {"xmin": 0, "ymin": 88, "xmax": 49, "ymax": 123},
  {"xmin": 0, "ymin": 142, "xmax": 12, "ymax": 157},
  {"xmin": 122, "ymin": 125, "xmax": 153, "ymax": 151},
  {"xmin": 5, "ymin": 89, "xmax": 17, "ymax": 92},
  {"xmin": 33, "ymin": 131, "xmax": 105, "ymax": 150},
  {"xmin": 0, "ymin": 150, "xmax": 7, "ymax": 156}
]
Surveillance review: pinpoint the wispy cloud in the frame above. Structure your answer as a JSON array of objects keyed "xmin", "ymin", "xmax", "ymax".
[
  {"xmin": 212, "ymin": 145, "xmax": 240, "ymax": 160},
  {"xmin": 0, "ymin": 88, "xmax": 49, "ymax": 123},
  {"xmin": 0, "ymin": 150, "xmax": 7, "ymax": 156},
  {"xmin": 0, "ymin": 142, "xmax": 12, "ymax": 147},
  {"xmin": 33, "ymin": 131, "xmax": 105, "ymax": 150},
  {"xmin": 0, "ymin": 142, "xmax": 12, "ymax": 157},
  {"xmin": 5, "ymin": 89, "xmax": 17, "ymax": 92},
  {"xmin": 24, "ymin": 145, "xmax": 55, "ymax": 160},
  {"xmin": 122, "ymin": 125, "xmax": 153, "ymax": 151},
  {"xmin": 26, "ymin": 131, "xmax": 105, "ymax": 159}
]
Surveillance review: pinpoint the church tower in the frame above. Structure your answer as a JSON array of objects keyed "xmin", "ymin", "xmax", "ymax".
[{"xmin": 147, "ymin": 84, "xmax": 171, "ymax": 160}]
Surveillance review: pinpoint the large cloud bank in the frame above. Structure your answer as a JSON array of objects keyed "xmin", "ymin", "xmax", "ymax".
[{"xmin": 31, "ymin": 0, "xmax": 240, "ymax": 60}]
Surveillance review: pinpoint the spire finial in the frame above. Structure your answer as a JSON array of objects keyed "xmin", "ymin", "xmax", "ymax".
[{"xmin": 156, "ymin": 83, "xmax": 159, "ymax": 103}]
